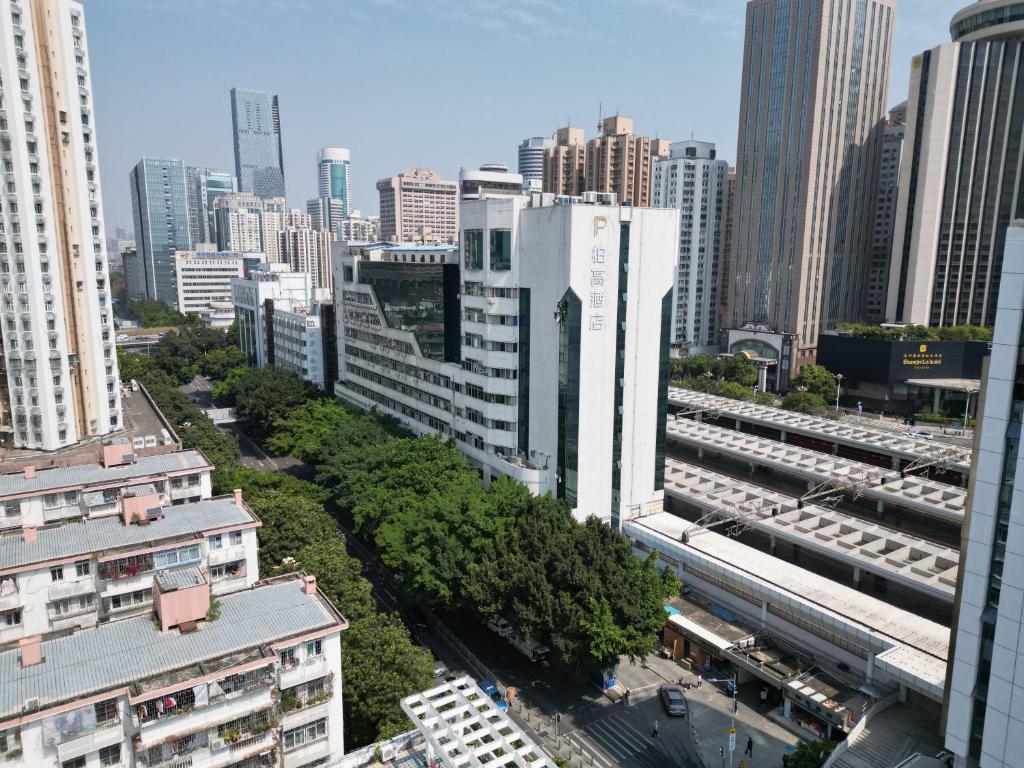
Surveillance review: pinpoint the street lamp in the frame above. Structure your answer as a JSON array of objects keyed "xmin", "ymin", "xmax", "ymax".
[
  {"xmin": 704, "ymin": 676, "xmax": 739, "ymax": 768},
  {"xmin": 835, "ymin": 373, "xmax": 844, "ymax": 413},
  {"xmin": 703, "ymin": 369, "xmax": 714, "ymax": 393},
  {"xmin": 964, "ymin": 386, "xmax": 978, "ymax": 435}
]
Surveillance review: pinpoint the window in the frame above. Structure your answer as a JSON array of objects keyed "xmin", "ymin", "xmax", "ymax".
[
  {"xmin": 229, "ymin": 530, "xmax": 242, "ymax": 546},
  {"xmin": 75, "ymin": 561, "xmax": 90, "ymax": 578},
  {"xmin": 51, "ymin": 565, "xmax": 64, "ymax": 582},
  {"xmin": 279, "ymin": 648, "xmax": 297, "ymax": 669},
  {"xmin": 152, "ymin": 544, "xmax": 201, "ymax": 570},
  {"xmin": 0, "ymin": 609, "xmax": 21, "ymax": 627},
  {"xmin": 98, "ymin": 744, "xmax": 120, "ymax": 767},
  {"xmin": 283, "ymin": 718, "xmax": 327, "ymax": 751},
  {"xmin": 306, "ymin": 639, "xmax": 322, "ymax": 658},
  {"xmin": 62, "ymin": 758, "xmax": 85, "ymax": 768},
  {"xmin": 489, "ymin": 229, "xmax": 511, "ymax": 270},
  {"xmin": 94, "ymin": 699, "xmax": 118, "ymax": 725},
  {"xmin": 208, "ymin": 534, "xmax": 223, "ymax": 550},
  {"xmin": 463, "ymin": 229, "xmax": 483, "ymax": 270}
]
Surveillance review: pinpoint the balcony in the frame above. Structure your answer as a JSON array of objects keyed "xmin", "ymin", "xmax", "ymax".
[
  {"xmin": 48, "ymin": 578, "xmax": 96, "ymax": 602},
  {"xmin": 207, "ymin": 545, "xmax": 246, "ymax": 567},
  {"xmin": 56, "ymin": 715, "xmax": 122, "ymax": 763},
  {"xmin": 278, "ymin": 655, "xmax": 328, "ymax": 691},
  {"xmin": 0, "ymin": 581, "xmax": 22, "ymax": 612},
  {"xmin": 282, "ymin": 736, "xmax": 330, "ymax": 768}
]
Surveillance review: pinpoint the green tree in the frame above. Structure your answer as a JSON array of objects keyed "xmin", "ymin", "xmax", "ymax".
[
  {"xmin": 341, "ymin": 612, "xmax": 434, "ymax": 745},
  {"xmin": 294, "ymin": 538, "xmax": 375, "ymax": 624},
  {"xmin": 267, "ymin": 399, "xmax": 356, "ymax": 463},
  {"xmin": 753, "ymin": 391, "xmax": 775, "ymax": 406},
  {"xmin": 231, "ymin": 367, "xmax": 319, "ymax": 436},
  {"xmin": 793, "ymin": 364, "xmax": 838, "ymax": 402},
  {"xmin": 247, "ymin": 488, "xmax": 338, "ymax": 574},
  {"xmin": 788, "ymin": 740, "xmax": 838, "ymax": 768},
  {"xmin": 197, "ymin": 346, "xmax": 248, "ymax": 380},
  {"xmin": 719, "ymin": 355, "xmax": 758, "ymax": 387},
  {"xmin": 117, "ymin": 349, "xmax": 155, "ymax": 382},
  {"xmin": 714, "ymin": 381, "xmax": 754, "ymax": 401},
  {"xmin": 781, "ymin": 390, "xmax": 828, "ymax": 416},
  {"xmin": 125, "ymin": 299, "xmax": 192, "ymax": 328}
]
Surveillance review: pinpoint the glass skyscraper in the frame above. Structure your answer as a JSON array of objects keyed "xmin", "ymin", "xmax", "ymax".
[
  {"xmin": 230, "ymin": 87, "xmax": 286, "ymax": 199},
  {"xmin": 129, "ymin": 158, "xmax": 192, "ymax": 307}
]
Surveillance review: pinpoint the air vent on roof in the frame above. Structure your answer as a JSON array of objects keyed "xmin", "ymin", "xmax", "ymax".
[{"xmin": 23, "ymin": 697, "xmax": 38, "ymax": 711}]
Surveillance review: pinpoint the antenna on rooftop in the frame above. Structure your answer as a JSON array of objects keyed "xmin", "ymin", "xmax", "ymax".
[{"xmin": 597, "ymin": 101, "xmax": 603, "ymax": 133}]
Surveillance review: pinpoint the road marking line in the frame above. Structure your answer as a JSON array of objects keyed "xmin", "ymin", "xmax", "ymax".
[{"xmin": 588, "ymin": 716, "xmax": 648, "ymax": 753}]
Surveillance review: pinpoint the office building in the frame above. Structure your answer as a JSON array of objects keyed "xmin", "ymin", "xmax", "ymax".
[
  {"xmin": 0, "ymin": 0, "xmax": 121, "ymax": 451},
  {"xmin": 652, "ymin": 140, "xmax": 729, "ymax": 355},
  {"xmin": 542, "ymin": 118, "xmax": 670, "ymax": 207},
  {"xmin": 129, "ymin": 158, "xmax": 191, "ymax": 307},
  {"xmin": 724, "ymin": 0, "xmax": 894, "ymax": 387},
  {"xmin": 186, "ymin": 166, "xmax": 234, "ymax": 246},
  {"xmin": 231, "ymin": 263, "xmax": 315, "ymax": 366},
  {"xmin": 230, "ymin": 87, "xmax": 285, "ymax": 199},
  {"xmin": 517, "ymin": 136, "xmax": 555, "ymax": 191},
  {"xmin": 944, "ymin": 225, "xmax": 1024, "ymax": 767},
  {"xmin": 174, "ymin": 249, "xmax": 262, "ymax": 326},
  {"xmin": 270, "ymin": 304, "xmax": 331, "ymax": 389},
  {"xmin": 459, "ymin": 164, "xmax": 524, "ymax": 199},
  {"xmin": 866, "ymin": 103, "xmax": 906, "ymax": 323},
  {"xmin": 719, "ymin": 168, "xmax": 737, "ymax": 327},
  {"xmin": 887, "ymin": 1, "xmax": 1024, "ymax": 328},
  {"xmin": 336, "ymin": 212, "xmax": 380, "ymax": 242},
  {"xmin": 376, "ymin": 168, "xmax": 458, "ymax": 243},
  {"xmin": 333, "ymin": 194, "xmax": 676, "ymax": 526},
  {"xmin": 121, "ymin": 248, "xmax": 146, "ymax": 302},
  {"xmin": 280, "ymin": 223, "xmax": 332, "ymax": 291},
  {"xmin": 306, "ymin": 147, "xmax": 351, "ymax": 232}
]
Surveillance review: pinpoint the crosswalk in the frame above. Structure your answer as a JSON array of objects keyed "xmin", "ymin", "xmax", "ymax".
[{"xmin": 566, "ymin": 711, "xmax": 693, "ymax": 768}]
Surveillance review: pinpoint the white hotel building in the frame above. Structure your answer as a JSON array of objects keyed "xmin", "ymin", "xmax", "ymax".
[
  {"xmin": 0, "ymin": 0, "xmax": 121, "ymax": 450},
  {"xmin": 333, "ymin": 193, "xmax": 677, "ymax": 526}
]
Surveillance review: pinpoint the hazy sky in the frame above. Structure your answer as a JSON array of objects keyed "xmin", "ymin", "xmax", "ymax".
[{"xmin": 84, "ymin": 0, "xmax": 964, "ymax": 236}]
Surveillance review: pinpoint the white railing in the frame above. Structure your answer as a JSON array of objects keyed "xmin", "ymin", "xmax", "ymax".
[{"xmin": 822, "ymin": 689, "xmax": 902, "ymax": 768}]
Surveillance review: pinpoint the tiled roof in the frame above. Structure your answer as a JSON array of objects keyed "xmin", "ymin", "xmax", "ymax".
[{"xmin": 0, "ymin": 577, "xmax": 342, "ymax": 720}]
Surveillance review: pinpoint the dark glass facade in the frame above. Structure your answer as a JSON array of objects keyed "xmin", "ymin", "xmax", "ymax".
[
  {"xmin": 464, "ymin": 230, "xmax": 484, "ymax": 270},
  {"xmin": 610, "ymin": 223, "xmax": 630, "ymax": 529},
  {"xmin": 359, "ymin": 262, "xmax": 461, "ymax": 363},
  {"xmin": 654, "ymin": 289, "xmax": 672, "ymax": 491},
  {"xmin": 230, "ymin": 88, "xmax": 286, "ymax": 199},
  {"xmin": 518, "ymin": 290, "xmax": 531, "ymax": 453},
  {"xmin": 490, "ymin": 229, "xmax": 511, "ymax": 270},
  {"xmin": 557, "ymin": 291, "xmax": 581, "ymax": 506}
]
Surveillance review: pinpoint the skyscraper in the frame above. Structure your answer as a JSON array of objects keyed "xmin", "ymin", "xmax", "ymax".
[
  {"xmin": 652, "ymin": 140, "xmax": 728, "ymax": 355},
  {"xmin": 887, "ymin": 1, "xmax": 1024, "ymax": 328},
  {"xmin": 0, "ymin": 0, "xmax": 122, "ymax": 450},
  {"xmin": 376, "ymin": 168, "xmax": 458, "ymax": 243},
  {"xmin": 129, "ymin": 158, "xmax": 192, "ymax": 307},
  {"xmin": 307, "ymin": 147, "xmax": 351, "ymax": 232},
  {"xmin": 517, "ymin": 136, "xmax": 554, "ymax": 191},
  {"xmin": 186, "ymin": 166, "xmax": 234, "ymax": 246},
  {"xmin": 944, "ymin": 225, "xmax": 1024, "ymax": 767},
  {"xmin": 230, "ymin": 87, "xmax": 285, "ymax": 199},
  {"xmin": 724, "ymin": 0, "xmax": 894, "ymax": 387},
  {"xmin": 865, "ymin": 103, "xmax": 906, "ymax": 323}
]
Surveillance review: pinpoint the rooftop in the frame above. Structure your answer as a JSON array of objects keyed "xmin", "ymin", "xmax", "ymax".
[
  {"xmin": 625, "ymin": 515, "xmax": 950, "ymax": 699},
  {"xmin": 0, "ymin": 449, "xmax": 210, "ymax": 500},
  {"xmin": 663, "ymin": 459, "xmax": 960, "ymax": 602},
  {"xmin": 667, "ymin": 417, "xmax": 966, "ymax": 522},
  {"xmin": 0, "ymin": 574, "xmax": 346, "ymax": 721},
  {"xmin": 668, "ymin": 388, "xmax": 971, "ymax": 472},
  {"xmin": 0, "ymin": 495, "xmax": 257, "ymax": 573}
]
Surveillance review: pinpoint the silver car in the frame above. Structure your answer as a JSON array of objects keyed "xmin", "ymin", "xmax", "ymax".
[{"xmin": 659, "ymin": 685, "xmax": 687, "ymax": 717}]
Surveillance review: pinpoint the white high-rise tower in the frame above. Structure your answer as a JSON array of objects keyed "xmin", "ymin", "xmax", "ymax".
[{"xmin": 0, "ymin": 0, "xmax": 120, "ymax": 450}]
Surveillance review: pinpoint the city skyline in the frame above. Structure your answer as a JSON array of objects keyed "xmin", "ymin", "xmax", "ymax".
[{"xmin": 85, "ymin": 0, "xmax": 961, "ymax": 236}]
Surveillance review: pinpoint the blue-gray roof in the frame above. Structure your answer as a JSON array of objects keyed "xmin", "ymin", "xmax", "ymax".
[
  {"xmin": 156, "ymin": 565, "xmax": 206, "ymax": 591},
  {"xmin": 0, "ymin": 451, "xmax": 210, "ymax": 498},
  {"xmin": 0, "ymin": 497, "xmax": 255, "ymax": 571},
  {"xmin": 0, "ymin": 577, "xmax": 342, "ymax": 719}
]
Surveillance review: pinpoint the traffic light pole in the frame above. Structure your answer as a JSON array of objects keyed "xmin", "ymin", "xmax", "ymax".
[{"xmin": 705, "ymin": 677, "xmax": 738, "ymax": 768}]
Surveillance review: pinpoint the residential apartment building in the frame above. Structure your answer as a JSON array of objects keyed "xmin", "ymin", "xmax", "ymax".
[
  {"xmin": 652, "ymin": 140, "xmax": 728, "ymax": 354},
  {"xmin": 724, "ymin": 0, "xmax": 894, "ymax": 387},
  {"xmin": 0, "ymin": 0, "xmax": 122, "ymax": 450},
  {"xmin": 944, "ymin": 225, "xmax": 1024, "ymax": 767},
  {"xmin": 174, "ymin": 249, "xmax": 262, "ymax": 325},
  {"xmin": 280, "ymin": 224, "xmax": 332, "ymax": 291},
  {"xmin": 865, "ymin": 103, "xmax": 906, "ymax": 323},
  {"xmin": 376, "ymin": 168, "xmax": 458, "ymax": 244},
  {"xmin": 517, "ymin": 136, "xmax": 554, "ymax": 192},
  {"xmin": 333, "ymin": 194, "xmax": 676, "ymax": 527},
  {"xmin": 213, "ymin": 193, "xmax": 286, "ymax": 265},
  {"xmin": 231, "ymin": 263, "xmax": 315, "ymax": 367},
  {"xmin": 129, "ymin": 158, "xmax": 191, "ymax": 307},
  {"xmin": 0, "ymin": 570, "xmax": 346, "ymax": 768},
  {"xmin": 186, "ymin": 167, "xmax": 234, "ymax": 246},
  {"xmin": 541, "ymin": 118, "xmax": 670, "ymax": 207},
  {"xmin": 230, "ymin": 87, "xmax": 285, "ymax": 199},
  {"xmin": 335, "ymin": 212, "xmax": 380, "ymax": 243},
  {"xmin": 887, "ymin": 0, "xmax": 1024, "ymax": 328}
]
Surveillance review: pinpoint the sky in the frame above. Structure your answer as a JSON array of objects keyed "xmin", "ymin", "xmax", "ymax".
[{"xmin": 83, "ymin": 0, "xmax": 964, "ymax": 237}]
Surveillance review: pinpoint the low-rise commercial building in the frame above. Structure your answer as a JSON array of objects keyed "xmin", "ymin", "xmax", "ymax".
[
  {"xmin": 269, "ymin": 305, "xmax": 331, "ymax": 390},
  {"xmin": 376, "ymin": 168, "xmax": 458, "ymax": 244},
  {"xmin": 174, "ymin": 249, "xmax": 265, "ymax": 327},
  {"xmin": 231, "ymin": 264, "xmax": 316, "ymax": 367}
]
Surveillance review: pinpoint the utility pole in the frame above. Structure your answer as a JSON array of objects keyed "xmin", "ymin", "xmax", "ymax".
[{"xmin": 706, "ymin": 677, "xmax": 738, "ymax": 768}]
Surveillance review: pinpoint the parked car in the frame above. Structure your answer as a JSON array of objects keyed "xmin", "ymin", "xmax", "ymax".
[
  {"xmin": 432, "ymin": 659, "xmax": 449, "ymax": 679},
  {"xmin": 478, "ymin": 679, "xmax": 508, "ymax": 711},
  {"xmin": 510, "ymin": 636, "xmax": 550, "ymax": 663},
  {"xmin": 659, "ymin": 685, "xmax": 687, "ymax": 717},
  {"xmin": 485, "ymin": 618, "xmax": 514, "ymax": 638}
]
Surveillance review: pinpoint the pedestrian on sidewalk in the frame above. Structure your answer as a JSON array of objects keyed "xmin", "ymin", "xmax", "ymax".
[
  {"xmin": 697, "ymin": 674, "xmax": 703, "ymax": 689},
  {"xmin": 744, "ymin": 736, "xmax": 753, "ymax": 756},
  {"xmin": 651, "ymin": 720, "xmax": 660, "ymax": 738}
]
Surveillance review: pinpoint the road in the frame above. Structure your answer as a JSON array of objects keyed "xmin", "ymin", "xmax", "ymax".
[{"xmin": 183, "ymin": 375, "xmax": 701, "ymax": 766}]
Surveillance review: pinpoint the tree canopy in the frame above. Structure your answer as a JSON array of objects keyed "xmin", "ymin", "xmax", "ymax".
[
  {"xmin": 837, "ymin": 323, "xmax": 992, "ymax": 342},
  {"xmin": 123, "ymin": 299, "xmax": 194, "ymax": 328},
  {"xmin": 781, "ymin": 390, "xmax": 828, "ymax": 416},
  {"xmin": 792, "ymin": 364, "xmax": 838, "ymax": 403},
  {"xmin": 670, "ymin": 353, "xmax": 760, "ymax": 400}
]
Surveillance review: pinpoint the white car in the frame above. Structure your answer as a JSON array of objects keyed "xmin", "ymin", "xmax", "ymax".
[{"xmin": 486, "ymin": 618, "xmax": 514, "ymax": 638}]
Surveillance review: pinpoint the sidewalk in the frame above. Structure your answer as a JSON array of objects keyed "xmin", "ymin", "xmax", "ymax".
[{"xmin": 633, "ymin": 654, "xmax": 800, "ymax": 768}]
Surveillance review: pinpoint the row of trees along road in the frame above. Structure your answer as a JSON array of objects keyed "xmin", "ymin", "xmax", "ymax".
[{"xmin": 117, "ymin": 317, "xmax": 679, "ymax": 743}]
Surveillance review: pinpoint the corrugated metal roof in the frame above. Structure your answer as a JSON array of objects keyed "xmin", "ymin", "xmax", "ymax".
[
  {"xmin": 156, "ymin": 566, "xmax": 206, "ymax": 591},
  {"xmin": 0, "ymin": 498, "xmax": 254, "ymax": 570},
  {"xmin": 0, "ymin": 578, "xmax": 339, "ymax": 719},
  {"xmin": 0, "ymin": 451, "xmax": 210, "ymax": 498}
]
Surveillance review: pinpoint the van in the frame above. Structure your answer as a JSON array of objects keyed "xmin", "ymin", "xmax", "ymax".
[
  {"xmin": 510, "ymin": 636, "xmax": 550, "ymax": 662},
  {"xmin": 486, "ymin": 618, "xmax": 514, "ymax": 638}
]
